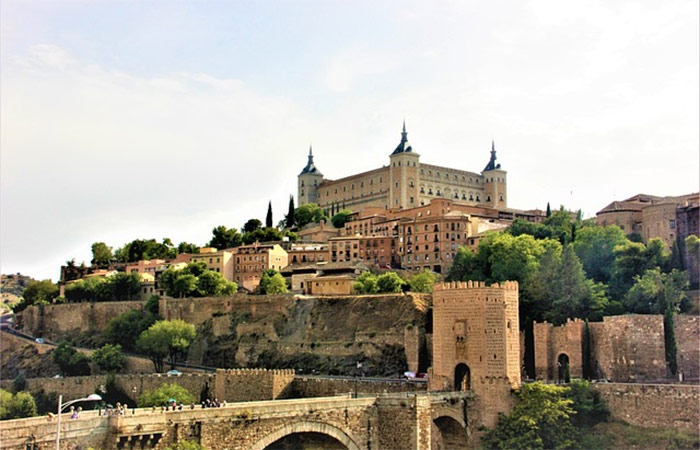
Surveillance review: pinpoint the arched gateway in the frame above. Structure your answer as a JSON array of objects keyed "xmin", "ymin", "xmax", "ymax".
[{"xmin": 250, "ymin": 421, "xmax": 361, "ymax": 450}]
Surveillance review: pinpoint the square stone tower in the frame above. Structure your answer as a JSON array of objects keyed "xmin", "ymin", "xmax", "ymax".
[{"xmin": 430, "ymin": 281, "xmax": 521, "ymax": 392}]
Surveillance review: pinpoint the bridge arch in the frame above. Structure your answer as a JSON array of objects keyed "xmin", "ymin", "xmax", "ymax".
[
  {"xmin": 431, "ymin": 411, "xmax": 468, "ymax": 450},
  {"xmin": 250, "ymin": 421, "xmax": 361, "ymax": 450}
]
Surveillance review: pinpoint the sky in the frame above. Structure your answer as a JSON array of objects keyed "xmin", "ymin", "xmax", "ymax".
[{"xmin": 1, "ymin": 0, "xmax": 698, "ymax": 282}]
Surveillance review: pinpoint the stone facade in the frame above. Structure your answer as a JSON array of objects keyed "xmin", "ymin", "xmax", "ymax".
[
  {"xmin": 596, "ymin": 383, "xmax": 700, "ymax": 432},
  {"xmin": 429, "ymin": 281, "xmax": 520, "ymax": 427},
  {"xmin": 298, "ymin": 124, "xmax": 508, "ymax": 214},
  {"xmin": 533, "ymin": 319, "xmax": 585, "ymax": 381}
]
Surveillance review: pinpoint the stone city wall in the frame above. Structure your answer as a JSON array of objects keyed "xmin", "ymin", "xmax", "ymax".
[
  {"xmin": 19, "ymin": 301, "xmax": 144, "ymax": 340},
  {"xmin": 596, "ymin": 383, "xmax": 700, "ymax": 432},
  {"xmin": 290, "ymin": 376, "xmax": 427, "ymax": 398},
  {"xmin": 674, "ymin": 314, "xmax": 700, "ymax": 380}
]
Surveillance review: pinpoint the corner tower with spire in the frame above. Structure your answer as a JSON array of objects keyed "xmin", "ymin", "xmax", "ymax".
[
  {"xmin": 298, "ymin": 146, "xmax": 324, "ymax": 206},
  {"xmin": 482, "ymin": 140, "xmax": 507, "ymax": 209},
  {"xmin": 389, "ymin": 120, "xmax": 420, "ymax": 209}
]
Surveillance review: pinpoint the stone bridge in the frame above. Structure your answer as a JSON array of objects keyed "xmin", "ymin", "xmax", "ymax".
[{"xmin": 0, "ymin": 392, "xmax": 475, "ymax": 450}]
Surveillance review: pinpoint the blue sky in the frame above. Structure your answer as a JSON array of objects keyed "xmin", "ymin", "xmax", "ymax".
[{"xmin": 1, "ymin": 0, "xmax": 698, "ymax": 281}]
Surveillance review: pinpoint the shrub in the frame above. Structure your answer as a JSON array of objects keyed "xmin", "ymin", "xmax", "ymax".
[
  {"xmin": 137, "ymin": 383, "xmax": 195, "ymax": 407},
  {"xmin": 0, "ymin": 389, "xmax": 37, "ymax": 419}
]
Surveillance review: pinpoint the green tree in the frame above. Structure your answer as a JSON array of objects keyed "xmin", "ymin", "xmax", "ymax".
[
  {"xmin": 208, "ymin": 226, "xmax": 242, "ymax": 250},
  {"xmin": 114, "ymin": 238, "xmax": 177, "ymax": 262},
  {"xmin": 446, "ymin": 246, "xmax": 484, "ymax": 282},
  {"xmin": 331, "ymin": 209, "xmax": 353, "ymax": 228},
  {"xmin": 565, "ymin": 380, "xmax": 609, "ymax": 427},
  {"xmin": 408, "ymin": 269, "xmax": 439, "ymax": 293},
  {"xmin": 547, "ymin": 245, "xmax": 590, "ymax": 324},
  {"xmin": 197, "ymin": 270, "xmax": 237, "ymax": 296},
  {"xmin": 572, "ymin": 225, "xmax": 628, "ymax": 284},
  {"xmin": 481, "ymin": 382, "xmax": 577, "ymax": 450},
  {"xmin": 546, "ymin": 202, "xmax": 552, "ymax": 218},
  {"xmin": 376, "ymin": 272, "xmax": 405, "ymax": 293},
  {"xmin": 259, "ymin": 270, "xmax": 288, "ymax": 294},
  {"xmin": 295, "ymin": 203, "xmax": 326, "ymax": 227},
  {"xmin": 266, "ymin": 201, "xmax": 273, "ymax": 228},
  {"xmin": 242, "ymin": 219, "xmax": 263, "ymax": 233},
  {"xmin": 177, "ymin": 242, "xmax": 200, "ymax": 254},
  {"xmin": 0, "ymin": 390, "xmax": 37, "ymax": 420},
  {"xmin": 285, "ymin": 195, "xmax": 296, "ymax": 229},
  {"xmin": 17, "ymin": 279, "xmax": 58, "ymax": 311},
  {"xmin": 624, "ymin": 268, "xmax": 689, "ymax": 314},
  {"xmin": 91, "ymin": 242, "xmax": 113, "ymax": 268},
  {"xmin": 104, "ymin": 308, "xmax": 158, "ymax": 352},
  {"xmin": 172, "ymin": 274, "xmax": 198, "ymax": 298},
  {"xmin": 685, "ymin": 235, "xmax": 700, "ymax": 289},
  {"xmin": 53, "ymin": 341, "xmax": 91, "ymax": 376},
  {"xmin": 110, "ymin": 272, "xmax": 142, "ymax": 301},
  {"xmin": 353, "ymin": 272, "xmax": 378, "ymax": 294},
  {"xmin": 92, "ymin": 344, "xmax": 126, "ymax": 373},
  {"xmin": 137, "ymin": 383, "xmax": 195, "ymax": 407},
  {"xmin": 137, "ymin": 320, "xmax": 197, "ymax": 372},
  {"xmin": 242, "ymin": 227, "xmax": 283, "ymax": 245},
  {"xmin": 12, "ymin": 373, "xmax": 27, "ymax": 393}
]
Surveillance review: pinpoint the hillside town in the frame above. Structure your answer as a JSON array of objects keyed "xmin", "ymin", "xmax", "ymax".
[{"xmin": 1, "ymin": 125, "xmax": 699, "ymax": 450}]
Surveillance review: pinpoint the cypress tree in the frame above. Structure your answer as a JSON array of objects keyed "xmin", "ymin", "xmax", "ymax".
[
  {"xmin": 266, "ymin": 201, "xmax": 273, "ymax": 228},
  {"xmin": 582, "ymin": 319, "xmax": 592, "ymax": 379},
  {"xmin": 546, "ymin": 202, "xmax": 552, "ymax": 218},
  {"xmin": 664, "ymin": 309, "xmax": 678, "ymax": 375},
  {"xmin": 286, "ymin": 196, "xmax": 295, "ymax": 229}
]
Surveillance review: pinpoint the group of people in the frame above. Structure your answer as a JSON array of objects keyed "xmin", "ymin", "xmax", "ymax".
[
  {"xmin": 98, "ymin": 402, "xmax": 132, "ymax": 416},
  {"xmin": 149, "ymin": 398, "xmax": 227, "ymax": 413}
]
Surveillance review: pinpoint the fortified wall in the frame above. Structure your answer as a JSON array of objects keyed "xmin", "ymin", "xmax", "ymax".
[
  {"xmin": 596, "ymin": 383, "xmax": 700, "ymax": 432},
  {"xmin": 534, "ymin": 314, "xmax": 698, "ymax": 382},
  {"xmin": 429, "ymin": 281, "xmax": 520, "ymax": 427},
  {"xmin": 19, "ymin": 294, "xmax": 430, "ymax": 375},
  {"xmin": 0, "ymin": 369, "xmax": 296, "ymax": 406}
]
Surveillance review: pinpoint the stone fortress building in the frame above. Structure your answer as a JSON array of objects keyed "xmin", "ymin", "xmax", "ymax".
[{"xmin": 298, "ymin": 122, "xmax": 507, "ymax": 214}]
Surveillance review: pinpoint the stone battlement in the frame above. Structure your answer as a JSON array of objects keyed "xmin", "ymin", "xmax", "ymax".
[
  {"xmin": 220, "ymin": 368, "xmax": 295, "ymax": 376},
  {"xmin": 433, "ymin": 280, "xmax": 519, "ymax": 291}
]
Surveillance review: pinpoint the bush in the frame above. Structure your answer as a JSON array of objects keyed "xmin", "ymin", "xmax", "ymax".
[
  {"xmin": 353, "ymin": 272, "xmax": 378, "ymax": 294},
  {"xmin": 408, "ymin": 269, "xmax": 439, "ymax": 293},
  {"xmin": 376, "ymin": 272, "xmax": 405, "ymax": 293},
  {"xmin": 0, "ymin": 389, "xmax": 37, "ymax": 419},
  {"xmin": 53, "ymin": 341, "xmax": 91, "ymax": 376},
  {"xmin": 12, "ymin": 373, "xmax": 27, "ymax": 393},
  {"xmin": 259, "ymin": 270, "xmax": 287, "ymax": 294},
  {"xmin": 92, "ymin": 344, "xmax": 126, "ymax": 373},
  {"xmin": 137, "ymin": 383, "xmax": 195, "ymax": 407}
]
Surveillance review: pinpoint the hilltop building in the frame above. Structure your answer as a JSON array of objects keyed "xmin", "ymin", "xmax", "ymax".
[{"xmin": 298, "ymin": 122, "xmax": 508, "ymax": 214}]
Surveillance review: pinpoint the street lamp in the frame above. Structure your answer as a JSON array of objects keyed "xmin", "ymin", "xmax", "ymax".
[{"xmin": 55, "ymin": 393, "xmax": 102, "ymax": 450}]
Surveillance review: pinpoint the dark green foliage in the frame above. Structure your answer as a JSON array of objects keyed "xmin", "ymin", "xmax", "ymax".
[
  {"xmin": 137, "ymin": 320, "xmax": 197, "ymax": 372},
  {"xmin": 177, "ymin": 242, "xmax": 200, "ymax": 254},
  {"xmin": 159, "ymin": 262, "xmax": 237, "ymax": 298},
  {"xmin": 259, "ymin": 269, "xmax": 287, "ymax": 294},
  {"xmin": 114, "ymin": 238, "xmax": 177, "ymax": 262},
  {"xmin": 97, "ymin": 373, "xmax": 134, "ymax": 407},
  {"xmin": 295, "ymin": 203, "xmax": 327, "ymax": 227},
  {"xmin": 208, "ymin": 225, "xmax": 242, "ymax": 250},
  {"xmin": 546, "ymin": 202, "xmax": 552, "ymax": 218},
  {"xmin": 573, "ymin": 225, "xmax": 627, "ymax": 284},
  {"xmin": 15, "ymin": 279, "xmax": 58, "ymax": 311},
  {"xmin": 104, "ymin": 308, "xmax": 158, "ymax": 352},
  {"xmin": 482, "ymin": 381, "xmax": 610, "ymax": 450},
  {"xmin": 91, "ymin": 242, "xmax": 113, "ymax": 268},
  {"xmin": 664, "ymin": 310, "xmax": 678, "ymax": 375},
  {"xmin": 285, "ymin": 195, "xmax": 296, "ymax": 229},
  {"xmin": 53, "ymin": 341, "xmax": 91, "ymax": 376},
  {"xmin": 331, "ymin": 209, "xmax": 352, "ymax": 228},
  {"xmin": 92, "ymin": 344, "xmax": 126, "ymax": 373},
  {"xmin": 12, "ymin": 373, "xmax": 27, "ymax": 393},
  {"xmin": 33, "ymin": 389, "xmax": 59, "ymax": 415},
  {"xmin": 266, "ymin": 201, "xmax": 273, "ymax": 228},
  {"xmin": 64, "ymin": 272, "xmax": 141, "ymax": 302},
  {"xmin": 242, "ymin": 227, "xmax": 283, "ymax": 245},
  {"xmin": 243, "ymin": 218, "xmax": 263, "ymax": 233},
  {"xmin": 582, "ymin": 320, "xmax": 592, "ymax": 380}
]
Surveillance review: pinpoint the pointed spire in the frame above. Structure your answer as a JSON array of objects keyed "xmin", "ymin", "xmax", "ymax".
[
  {"xmin": 483, "ymin": 140, "xmax": 500, "ymax": 172},
  {"xmin": 392, "ymin": 119, "xmax": 412, "ymax": 155},
  {"xmin": 300, "ymin": 144, "xmax": 322, "ymax": 176}
]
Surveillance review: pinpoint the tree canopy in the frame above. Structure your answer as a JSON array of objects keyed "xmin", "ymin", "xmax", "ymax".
[
  {"xmin": 208, "ymin": 226, "xmax": 242, "ymax": 250},
  {"xmin": 295, "ymin": 203, "xmax": 327, "ymax": 227},
  {"xmin": 15, "ymin": 279, "xmax": 58, "ymax": 311},
  {"xmin": 137, "ymin": 383, "xmax": 195, "ymax": 407},
  {"xmin": 92, "ymin": 344, "xmax": 126, "ymax": 373},
  {"xmin": 91, "ymin": 242, "xmax": 113, "ymax": 268},
  {"xmin": 137, "ymin": 320, "xmax": 197, "ymax": 372},
  {"xmin": 259, "ymin": 270, "xmax": 288, "ymax": 294},
  {"xmin": 331, "ymin": 209, "xmax": 353, "ymax": 228},
  {"xmin": 159, "ymin": 262, "xmax": 237, "ymax": 298},
  {"xmin": 53, "ymin": 341, "xmax": 91, "ymax": 376}
]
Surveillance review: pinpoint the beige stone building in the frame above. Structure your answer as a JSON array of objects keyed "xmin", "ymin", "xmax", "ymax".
[
  {"xmin": 298, "ymin": 122, "xmax": 508, "ymax": 214},
  {"xmin": 232, "ymin": 243, "xmax": 288, "ymax": 291},
  {"xmin": 596, "ymin": 192, "xmax": 699, "ymax": 247},
  {"xmin": 191, "ymin": 247, "xmax": 234, "ymax": 281}
]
